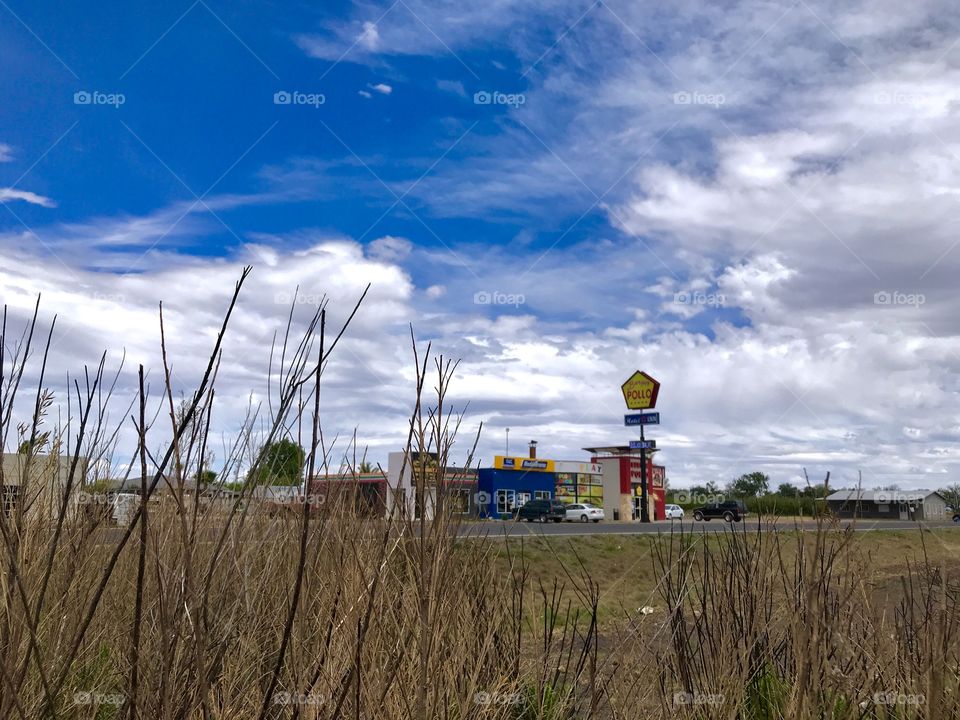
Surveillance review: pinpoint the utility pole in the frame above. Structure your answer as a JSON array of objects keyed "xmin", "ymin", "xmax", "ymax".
[{"xmin": 505, "ymin": 428, "xmax": 510, "ymax": 456}]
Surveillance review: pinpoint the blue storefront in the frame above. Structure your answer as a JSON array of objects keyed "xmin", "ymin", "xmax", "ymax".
[{"xmin": 477, "ymin": 466, "xmax": 557, "ymax": 519}]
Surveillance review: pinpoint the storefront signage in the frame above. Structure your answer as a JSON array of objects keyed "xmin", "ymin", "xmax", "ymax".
[
  {"xmin": 494, "ymin": 456, "xmax": 555, "ymax": 472},
  {"xmin": 621, "ymin": 371, "xmax": 660, "ymax": 410},
  {"xmin": 629, "ymin": 440, "xmax": 656, "ymax": 450},
  {"xmin": 553, "ymin": 460, "xmax": 603, "ymax": 475}
]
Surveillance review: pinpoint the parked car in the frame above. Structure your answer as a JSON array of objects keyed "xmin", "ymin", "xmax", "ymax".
[
  {"xmin": 564, "ymin": 503, "xmax": 604, "ymax": 523},
  {"xmin": 517, "ymin": 499, "xmax": 566, "ymax": 522},
  {"xmin": 953, "ymin": 511, "xmax": 960, "ymax": 523},
  {"xmin": 664, "ymin": 503, "xmax": 684, "ymax": 520},
  {"xmin": 692, "ymin": 499, "xmax": 748, "ymax": 522}
]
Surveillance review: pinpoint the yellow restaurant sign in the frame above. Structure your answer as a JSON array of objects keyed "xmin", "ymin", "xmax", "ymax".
[
  {"xmin": 494, "ymin": 456, "xmax": 555, "ymax": 472},
  {"xmin": 621, "ymin": 370, "xmax": 660, "ymax": 410}
]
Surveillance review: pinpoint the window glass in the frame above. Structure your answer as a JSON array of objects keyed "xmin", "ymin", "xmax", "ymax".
[{"xmin": 496, "ymin": 490, "xmax": 514, "ymax": 515}]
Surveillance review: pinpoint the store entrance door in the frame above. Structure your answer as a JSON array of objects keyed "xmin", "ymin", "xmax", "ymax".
[{"xmin": 632, "ymin": 496, "xmax": 642, "ymax": 521}]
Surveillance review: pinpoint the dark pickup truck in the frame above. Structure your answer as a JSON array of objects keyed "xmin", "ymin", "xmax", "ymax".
[{"xmin": 692, "ymin": 499, "xmax": 748, "ymax": 522}]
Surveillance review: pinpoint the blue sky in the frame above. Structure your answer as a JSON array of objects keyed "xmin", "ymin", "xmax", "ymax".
[
  {"xmin": 1, "ymin": 2, "xmax": 611, "ymax": 258},
  {"xmin": 3, "ymin": 0, "xmax": 960, "ymax": 489}
]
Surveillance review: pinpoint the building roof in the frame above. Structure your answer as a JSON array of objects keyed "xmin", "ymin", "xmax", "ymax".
[
  {"xmin": 311, "ymin": 471, "xmax": 388, "ymax": 484},
  {"xmin": 825, "ymin": 489, "xmax": 945, "ymax": 503}
]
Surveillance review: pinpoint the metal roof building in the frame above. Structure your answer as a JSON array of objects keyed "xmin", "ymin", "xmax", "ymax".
[{"xmin": 824, "ymin": 489, "xmax": 949, "ymax": 520}]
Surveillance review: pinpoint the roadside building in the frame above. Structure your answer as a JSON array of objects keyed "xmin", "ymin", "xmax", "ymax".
[
  {"xmin": 824, "ymin": 489, "xmax": 949, "ymax": 520},
  {"xmin": 386, "ymin": 451, "xmax": 478, "ymax": 520},
  {"xmin": 475, "ymin": 442, "xmax": 604, "ymax": 519},
  {"xmin": 309, "ymin": 470, "xmax": 389, "ymax": 518},
  {"xmin": 583, "ymin": 446, "xmax": 666, "ymax": 521},
  {"xmin": 1, "ymin": 452, "xmax": 89, "ymax": 521}
]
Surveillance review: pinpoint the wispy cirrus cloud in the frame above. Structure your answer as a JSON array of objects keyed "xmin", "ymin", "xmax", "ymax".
[{"xmin": 0, "ymin": 188, "xmax": 56, "ymax": 208}]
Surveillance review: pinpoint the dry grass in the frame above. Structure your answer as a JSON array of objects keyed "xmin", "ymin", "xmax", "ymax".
[{"xmin": 1, "ymin": 276, "xmax": 958, "ymax": 719}]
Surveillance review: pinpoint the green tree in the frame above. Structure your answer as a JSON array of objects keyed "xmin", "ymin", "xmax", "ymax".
[
  {"xmin": 777, "ymin": 482, "xmax": 798, "ymax": 497},
  {"xmin": 938, "ymin": 483, "xmax": 960, "ymax": 508},
  {"xmin": 251, "ymin": 439, "xmax": 305, "ymax": 486},
  {"xmin": 195, "ymin": 469, "xmax": 218, "ymax": 486},
  {"xmin": 358, "ymin": 461, "xmax": 373, "ymax": 473},
  {"xmin": 729, "ymin": 472, "xmax": 770, "ymax": 497},
  {"xmin": 17, "ymin": 433, "xmax": 50, "ymax": 455}
]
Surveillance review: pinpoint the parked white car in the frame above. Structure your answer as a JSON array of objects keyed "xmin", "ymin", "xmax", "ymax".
[
  {"xmin": 664, "ymin": 504, "xmax": 685, "ymax": 520},
  {"xmin": 564, "ymin": 503, "xmax": 604, "ymax": 523}
]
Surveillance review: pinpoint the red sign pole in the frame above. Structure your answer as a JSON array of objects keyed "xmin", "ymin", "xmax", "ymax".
[{"xmin": 639, "ymin": 423, "xmax": 650, "ymax": 522}]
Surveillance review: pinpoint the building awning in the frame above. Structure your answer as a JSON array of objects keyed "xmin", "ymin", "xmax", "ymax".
[{"xmin": 582, "ymin": 446, "xmax": 659, "ymax": 457}]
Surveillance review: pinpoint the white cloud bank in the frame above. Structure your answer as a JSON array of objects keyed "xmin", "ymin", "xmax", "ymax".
[{"xmin": 5, "ymin": 1, "xmax": 960, "ymax": 490}]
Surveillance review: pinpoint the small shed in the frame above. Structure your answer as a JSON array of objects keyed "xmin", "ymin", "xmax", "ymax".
[{"xmin": 824, "ymin": 489, "xmax": 948, "ymax": 520}]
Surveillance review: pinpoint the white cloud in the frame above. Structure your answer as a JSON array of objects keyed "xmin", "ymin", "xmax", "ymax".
[
  {"xmin": 358, "ymin": 90, "xmax": 372, "ymax": 99},
  {"xmin": 369, "ymin": 83, "xmax": 392, "ymax": 95},
  {"xmin": 0, "ymin": 144, "xmax": 13, "ymax": 162},
  {"xmin": 368, "ymin": 235, "xmax": 411, "ymax": 262},
  {"xmin": 0, "ymin": 188, "xmax": 55, "ymax": 208},
  {"xmin": 357, "ymin": 21, "xmax": 380, "ymax": 51}
]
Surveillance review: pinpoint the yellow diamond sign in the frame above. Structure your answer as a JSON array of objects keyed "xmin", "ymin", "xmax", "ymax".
[{"xmin": 621, "ymin": 370, "xmax": 660, "ymax": 410}]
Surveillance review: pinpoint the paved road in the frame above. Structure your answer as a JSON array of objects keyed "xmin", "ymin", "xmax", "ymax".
[{"xmin": 456, "ymin": 518, "xmax": 960, "ymax": 538}]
